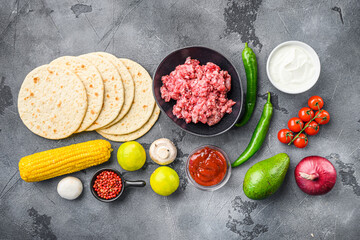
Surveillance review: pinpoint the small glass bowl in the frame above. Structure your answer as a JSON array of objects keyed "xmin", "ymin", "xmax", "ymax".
[{"xmin": 186, "ymin": 145, "xmax": 232, "ymax": 191}]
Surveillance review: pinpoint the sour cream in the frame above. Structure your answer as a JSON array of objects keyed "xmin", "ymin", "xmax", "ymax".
[{"xmin": 267, "ymin": 41, "xmax": 320, "ymax": 94}]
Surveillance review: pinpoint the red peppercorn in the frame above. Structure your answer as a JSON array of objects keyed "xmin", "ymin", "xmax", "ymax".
[{"xmin": 93, "ymin": 171, "xmax": 122, "ymax": 199}]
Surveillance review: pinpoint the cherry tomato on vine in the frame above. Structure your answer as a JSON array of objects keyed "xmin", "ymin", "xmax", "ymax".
[
  {"xmin": 293, "ymin": 133, "xmax": 308, "ymax": 148},
  {"xmin": 305, "ymin": 121, "xmax": 320, "ymax": 135},
  {"xmin": 278, "ymin": 129, "xmax": 294, "ymax": 144},
  {"xmin": 308, "ymin": 96, "xmax": 324, "ymax": 110},
  {"xmin": 315, "ymin": 110, "xmax": 330, "ymax": 125},
  {"xmin": 298, "ymin": 107, "xmax": 314, "ymax": 122},
  {"xmin": 288, "ymin": 117, "xmax": 304, "ymax": 132}
]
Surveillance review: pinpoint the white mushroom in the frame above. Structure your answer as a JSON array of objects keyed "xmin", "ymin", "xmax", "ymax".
[
  {"xmin": 57, "ymin": 176, "xmax": 83, "ymax": 200},
  {"xmin": 149, "ymin": 138, "xmax": 177, "ymax": 165}
]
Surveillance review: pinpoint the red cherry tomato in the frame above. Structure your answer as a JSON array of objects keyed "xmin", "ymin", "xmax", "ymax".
[
  {"xmin": 288, "ymin": 117, "xmax": 304, "ymax": 132},
  {"xmin": 304, "ymin": 121, "xmax": 320, "ymax": 135},
  {"xmin": 294, "ymin": 133, "xmax": 308, "ymax": 148},
  {"xmin": 315, "ymin": 110, "xmax": 330, "ymax": 125},
  {"xmin": 308, "ymin": 96, "xmax": 324, "ymax": 110},
  {"xmin": 298, "ymin": 107, "xmax": 314, "ymax": 122},
  {"xmin": 278, "ymin": 129, "xmax": 294, "ymax": 144}
]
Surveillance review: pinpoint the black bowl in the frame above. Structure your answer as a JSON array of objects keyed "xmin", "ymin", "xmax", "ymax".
[
  {"xmin": 90, "ymin": 168, "xmax": 146, "ymax": 203},
  {"xmin": 153, "ymin": 46, "xmax": 243, "ymax": 137}
]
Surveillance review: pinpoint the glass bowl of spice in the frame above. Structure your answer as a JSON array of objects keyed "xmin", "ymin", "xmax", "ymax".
[
  {"xmin": 90, "ymin": 168, "xmax": 146, "ymax": 202},
  {"xmin": 186, "ymin": 145, "xmax": 231, "ymax": 191}
]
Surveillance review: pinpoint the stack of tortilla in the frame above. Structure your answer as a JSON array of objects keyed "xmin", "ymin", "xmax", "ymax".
[{"xmin": 18, "ymin": 52, "xmax": 159, "ymax": 141}]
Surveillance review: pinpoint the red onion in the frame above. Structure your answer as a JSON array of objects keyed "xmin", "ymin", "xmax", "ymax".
[{"xmin": 295, "ymin": 156, "xmax": 337, "ymax": 195}]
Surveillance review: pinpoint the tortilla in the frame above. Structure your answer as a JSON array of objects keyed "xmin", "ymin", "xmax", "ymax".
[
  {"xmin": 98, "ymin": 58, "xmax": 155, "ymax": 135},
  {"xmin": 50, "ymin": 56, "xmax": 104, "ymax": 132},
  {"xmin": 80, "ymin": 53, "xmax": 124, "ymax": 130},
  {"xmin": 98, "ymin": 105, "xmax": 160, "ymax": 142},
  {"xmin": 94, "ymin": 52, "xmax": 134, "ymax": 127},
  {"xmin": 18, "ymin": 65, "xmax": 87, "ymax": 139}
]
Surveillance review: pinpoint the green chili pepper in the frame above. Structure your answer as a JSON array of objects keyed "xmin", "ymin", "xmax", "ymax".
[
  {"xmin": 232, "ymin": 92, "xmax": 273, "ymax": 168},
  {"xmin": 236, "ymin": 42, "xmax": 258, "ymax": 127}
]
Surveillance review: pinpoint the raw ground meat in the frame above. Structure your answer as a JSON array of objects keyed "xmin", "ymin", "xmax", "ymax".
[{"xmin": 160, "ymin": 57, "xmax": 236, "ymax": 126}]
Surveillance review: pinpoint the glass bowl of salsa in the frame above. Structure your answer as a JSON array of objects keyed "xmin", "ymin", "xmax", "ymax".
[{"xmin": 186, "ymin": 145, "xmax": 231, "ymax": 191}]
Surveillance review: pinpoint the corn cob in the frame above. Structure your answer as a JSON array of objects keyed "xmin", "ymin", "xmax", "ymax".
[{"xmin": 19, "ymin": 139, "xmax": 112, "ymax": 182}]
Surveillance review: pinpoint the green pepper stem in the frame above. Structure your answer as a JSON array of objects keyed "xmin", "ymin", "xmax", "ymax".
[
  {"xmin": 245, "ymin": 42, "xmax": 248, "ymax": 48},
  {"xmin": 288, "ymin": 109, "xmax": 323, "ymax": 145}
]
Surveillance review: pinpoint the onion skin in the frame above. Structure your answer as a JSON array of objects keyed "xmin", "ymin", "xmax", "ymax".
[{"xmin": 295, "ymin": 156, "xmax": 337, "ymax": 195}]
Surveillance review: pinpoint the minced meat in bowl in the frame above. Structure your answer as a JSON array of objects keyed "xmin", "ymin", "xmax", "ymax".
[
  {"xmin": 153, "ymin": 46, "xmax": 243, "ymax": 137},
  {"xmin": 161, "ymin": 57, "xmax": 236, "ymax": 126}
]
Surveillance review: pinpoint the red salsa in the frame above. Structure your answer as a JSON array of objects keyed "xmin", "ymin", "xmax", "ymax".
[{"xmin": 188, "ymin": 147, "xmax": 227, "ymax": 186}]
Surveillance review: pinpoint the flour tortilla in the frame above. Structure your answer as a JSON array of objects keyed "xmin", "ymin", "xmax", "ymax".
[
  {"xmin": 98, "ymin": 59, "xmax": 155, "ymax": 135},
  {"xmin": 98, "ymin": 105, "xmax": 160, "ymax": 142},
  {"xmin": 18, "ymin": 65, "xmax": 87, "ymax": 139},
  {"xmin": 94, "ymin": 52, "xmax": 134, "ymax": 128},
  {"xmin": 80, "ymin": 53, "xmax": 124, "ymax": 130},
  {"xmin": 50, "ymin": 56, "xmax": 104, "ymax": 132}
]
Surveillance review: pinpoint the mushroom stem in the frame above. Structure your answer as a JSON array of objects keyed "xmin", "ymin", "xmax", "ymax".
[{"xmin": 149, "ymin": 138, "xmax": 177, "ymax": 165}]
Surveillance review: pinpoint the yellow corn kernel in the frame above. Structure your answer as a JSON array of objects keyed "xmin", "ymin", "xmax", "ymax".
[{"xmin": 19, "ymin": 139, "xmax": 112, "ymax": 182}]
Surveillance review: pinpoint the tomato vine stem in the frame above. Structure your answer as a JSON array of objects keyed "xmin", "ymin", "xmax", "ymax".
[{"xmin": 288, "ymin": 109, "xmax": 323, "ymax": 145}]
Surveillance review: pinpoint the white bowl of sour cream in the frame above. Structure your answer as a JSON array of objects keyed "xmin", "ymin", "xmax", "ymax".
[{"xmin": 266, "ymin": 41, "xmax": 320, "ymax": 94}]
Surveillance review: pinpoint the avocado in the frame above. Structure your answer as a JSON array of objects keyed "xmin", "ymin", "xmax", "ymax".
[{"xmin": 243, "ymin": 153, "xmax": 290, "ymax": 200}]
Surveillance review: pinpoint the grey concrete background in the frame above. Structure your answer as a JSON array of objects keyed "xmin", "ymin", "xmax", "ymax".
[{"xmin": 0, "ymin": 0, "xmax": 359, "ymax": 239}]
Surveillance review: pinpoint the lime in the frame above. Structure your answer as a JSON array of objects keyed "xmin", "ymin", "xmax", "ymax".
[
  {"xmin": 117, "ymin": 141, "xmax": 146, "ymax": 171},
  {"xmin": 150, "ymin": 166, "xmax": 179, "ymax": 196}
]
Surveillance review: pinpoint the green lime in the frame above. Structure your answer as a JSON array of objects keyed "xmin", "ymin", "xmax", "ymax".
[
  {"xmin": 117, "ymin": 141, "xmax": 146, "ymax": 171},
  {"xmin": 150, "ymin": 166, "xmax": 179, "ymax": 196}
]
